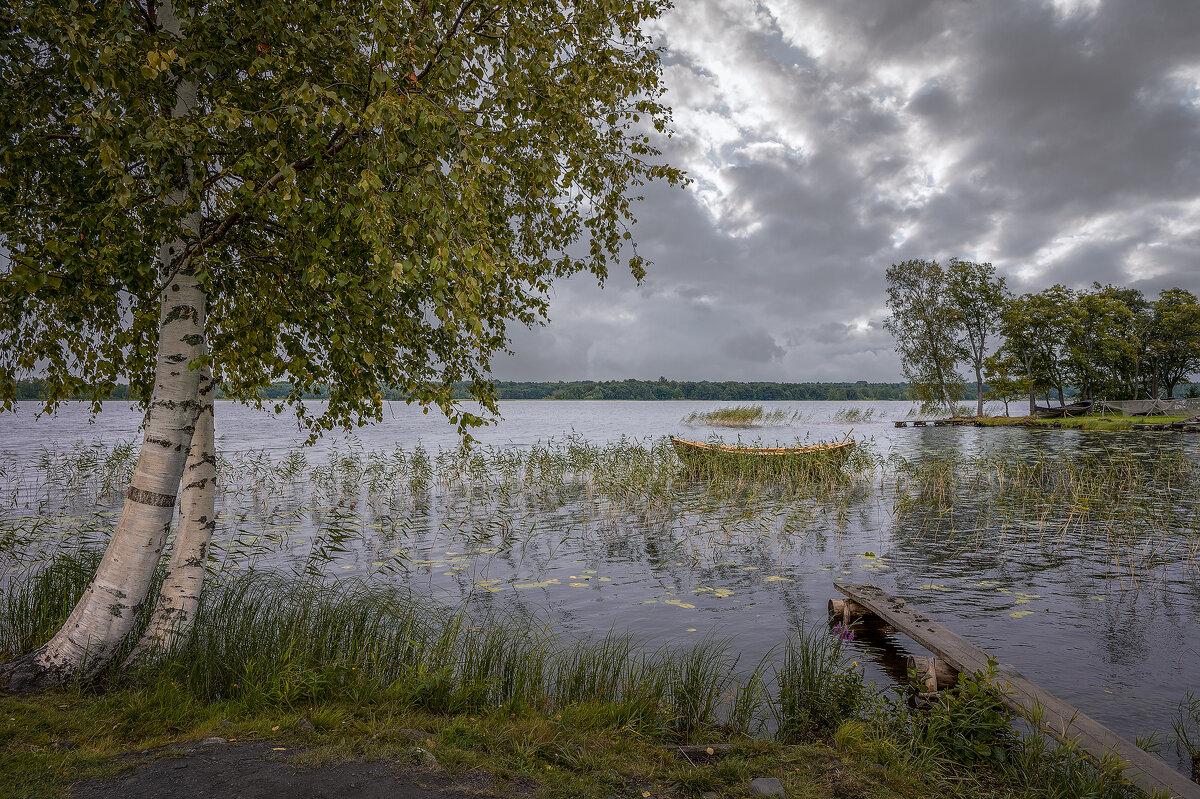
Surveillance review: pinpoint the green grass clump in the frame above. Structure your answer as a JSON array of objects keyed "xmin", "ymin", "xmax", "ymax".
[
  {"xmin": 773, "ymin": 630, "xmax": 865, "ymax": 743},
  {"xmin": 682, "ymin": 405, "xmax": 799, "ymax": 427}
]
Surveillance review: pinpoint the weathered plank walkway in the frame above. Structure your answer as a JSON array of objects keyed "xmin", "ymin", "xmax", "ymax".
[{"xmin": 835, "ymin": 583, "xmax": 1200, "ymax": 799}]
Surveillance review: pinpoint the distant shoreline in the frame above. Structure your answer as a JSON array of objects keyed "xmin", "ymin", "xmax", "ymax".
[{"xmin": 10, "ymin": 378, "xmax": 921, "ymax": 403}]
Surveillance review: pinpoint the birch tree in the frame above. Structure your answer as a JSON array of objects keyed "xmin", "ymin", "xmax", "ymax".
[
  {"xmin": 0, "ymin": 0, "xmax": 683, "ymax": 689},
  {"xmin": 883, "ymin": 259, "xmax": 966, "ymax": 412},
  {"xmin": 946, "ymin": 258, "xmax": 1006, "ymax": 417}
]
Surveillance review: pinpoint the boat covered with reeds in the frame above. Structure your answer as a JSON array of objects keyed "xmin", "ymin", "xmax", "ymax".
[{"xmin": 670, "ymin": 435, "xmax": 855, "ymax": 473}]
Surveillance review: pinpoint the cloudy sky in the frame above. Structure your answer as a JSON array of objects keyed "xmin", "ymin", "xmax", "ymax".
[{"xmin": 493, "ymin": 0, "xmax": 1200, "ymax": 383}]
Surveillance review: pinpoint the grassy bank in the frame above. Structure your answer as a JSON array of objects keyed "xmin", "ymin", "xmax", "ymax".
[
  {"xmin": 0, "ymin": 553, "xmax": 1150, "ymax": 799},
  {"xmin": 971, "ymin": 414, "xmax": 1197, "ymax": 431}
]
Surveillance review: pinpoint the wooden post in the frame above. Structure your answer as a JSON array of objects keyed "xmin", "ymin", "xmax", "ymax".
[
  {"xmin": 907, "ymin": 655, "xmax": 959, "ymax": 694},
  {"xmin": 828, "ymin": 598, "xmax": 873, "ymax": 626}
]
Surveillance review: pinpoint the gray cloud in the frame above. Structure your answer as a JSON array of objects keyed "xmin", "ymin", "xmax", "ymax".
[{"xmin": 494, "ymin": 0, "xmax": 1200, "ymax": 382}]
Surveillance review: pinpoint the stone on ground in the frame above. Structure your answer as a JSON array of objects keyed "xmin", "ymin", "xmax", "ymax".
[{"xmin": 749, "ymin": 776, "xmax": 785, "ymax": 797}]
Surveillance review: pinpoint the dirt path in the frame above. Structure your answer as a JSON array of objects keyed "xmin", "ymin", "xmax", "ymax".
[{"xmin": 70, "ymin": 740, "xmax": 532, "ymax": 799}]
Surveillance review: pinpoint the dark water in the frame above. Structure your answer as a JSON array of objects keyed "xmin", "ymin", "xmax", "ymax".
[{"xmin": 1, "ymin": 400, "xmax": 1197, "ymax": 768}]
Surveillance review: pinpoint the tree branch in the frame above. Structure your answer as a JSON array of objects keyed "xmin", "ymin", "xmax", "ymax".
[
  {"xmin": 146, "ymin": 124, "xmax": 353, "ymax": 303},
  {"xmin": 415, "ymin": 0, "xmax": 479, "ymax": 83}
]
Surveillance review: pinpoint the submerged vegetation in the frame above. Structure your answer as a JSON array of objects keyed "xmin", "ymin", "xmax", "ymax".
[{"xmin": 681, "ymin": 405, "xmax": 801, "ymax": 427}]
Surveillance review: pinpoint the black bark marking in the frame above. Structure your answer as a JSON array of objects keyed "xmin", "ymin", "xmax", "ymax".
[
  {"xmin": 126, "ymin": 486, "xmax": 177, "ymax": 507},
  {"xmin": 145, "ymin": 436, "xmax": 175, "ymax": 448},
  {"xmin": 151, "ymin": 398, "xmax": 201, "ymax": 412},
  {"xmin": 181, "ymin": 334, "xmax": 203, "ymax": 346},
  {"xmin": 165, "ymin": 353, "xmax": 188, "ymax": 364},
  {"xmin": 164, "ymin": 304, "xmax": 198, "ymax": 324}
]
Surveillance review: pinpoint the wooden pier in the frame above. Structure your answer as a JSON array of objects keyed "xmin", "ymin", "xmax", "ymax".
[
  {"xmin": 893, "ymin": 418, "xmax": 984, "ymax": 428},
  {"xmin": 830, "ymin": 583, "xmax": 1200, "ymax": 799}
]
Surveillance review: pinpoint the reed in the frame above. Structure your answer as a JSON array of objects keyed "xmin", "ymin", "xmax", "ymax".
[
  {"xmin": 0, "ymin": 436, "xmax": 879, "ymax": 581},
  {"xmin": 681, "ymin": 406, "xmax": 799, "ymax": 428},
  {"xmin": 832, "ymin": 407, "xmax": 876, "ymax": 423},
  {"xmin": 3, "ymin": 434, "xmax": 1196, "ymax": 595}
]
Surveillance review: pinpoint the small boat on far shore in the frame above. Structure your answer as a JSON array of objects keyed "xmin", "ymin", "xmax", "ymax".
[
  {"xmin": 669, "ymin": 435, "xmax": 855, "ymax": 472},
  {"xmin": 1034, "ymin": 400, "xmax": 1094, "ymax": 419}
]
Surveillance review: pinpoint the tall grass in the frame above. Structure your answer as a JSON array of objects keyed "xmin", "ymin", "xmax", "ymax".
[
  {"xmin": 1, "ymin": 436, "xmax": 879, "ymax": 580},
  {"xmin": 3, "ymin": 435, "xmax": 1197, "ymax": 589},
  {"xmin": 681, "ymin": 406, "xmax": 799, "ymax": 428},
  {"xmin": 772, "ymin": 629, "xmax": 865, "ymax": 742},
  {"xmin": 0, "ymin": 552, "xmax": 799, "ymax": 742},
  {"xmin": 0, "ymin": 552, "xmax": 1152, "ymax": 797}
]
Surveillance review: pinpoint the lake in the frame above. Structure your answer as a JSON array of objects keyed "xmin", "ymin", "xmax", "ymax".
[{"xmin": 1, "ymin": 399, "xmax": 1197, "ymax": 769}]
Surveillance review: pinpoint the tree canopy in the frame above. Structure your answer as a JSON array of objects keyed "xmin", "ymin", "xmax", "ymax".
[
  {"xmin": 886, "ymin": 259, "xmax": 1200, "ymax": 414},
  {"xmin": 883, "ymin": 259, "xmax": 966, "ymax": 411},
  {"xmin": 1, "ymin": 0, "xmax": 684, "ymax": 433}
]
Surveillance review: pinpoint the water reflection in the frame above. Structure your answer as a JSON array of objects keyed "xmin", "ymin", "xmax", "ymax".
[{"xmin": 0, "ymin": 400, "xmax": 1198, "ymax": 768}]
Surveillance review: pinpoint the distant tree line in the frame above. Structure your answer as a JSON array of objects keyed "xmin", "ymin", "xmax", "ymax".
[
  {"xmin": 468, "ymin": 379, "xmax": 913, "ymax": 401},
  {"xmin": 11, "ymin": 378, "xmax": 916, "ymax": 404},
  {"xmin": 885, "ymin": 259, "xmax": 1200, "ymax": 415}
]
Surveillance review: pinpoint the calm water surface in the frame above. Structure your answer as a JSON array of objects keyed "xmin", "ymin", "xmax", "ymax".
[{"xmin": 1, "ymin": 400, "xmax": 1197, "ymax": 767}]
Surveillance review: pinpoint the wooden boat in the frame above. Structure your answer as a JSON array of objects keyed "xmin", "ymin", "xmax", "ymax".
[
  {"xmin": 1034, "ymin": 400, "xmax": 1094, "ymax": 419},
  {"xmin": 670, "ymin": 436, "xmax": 855, "ymax": 472}
]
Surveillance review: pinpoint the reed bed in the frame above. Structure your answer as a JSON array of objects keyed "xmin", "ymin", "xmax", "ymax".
[
  {"xmin": 0, "ymin": 435, "xmax": 879, "ymax": 581},
  {"xmin": 833, "ymin": 407, "xmax": 876, "ymax": 423},
  {"xmin": 885, "ymin": 448, "xmax": 1200, "ymax": 577},
  {"xmin": 2, "ymin": 435, "xmax": 1198, "ymax": 586},
  {"xmin": 681, "ymin": 405, "xmax": 800, "ymax": 428}
]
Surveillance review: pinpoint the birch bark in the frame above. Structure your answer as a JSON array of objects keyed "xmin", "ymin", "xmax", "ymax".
[
  {"xmin": 126, "ymin": 365, "xmax": 215, "ymax": 664},
  {"xmin": 1, "ymin": 0, "xmax": 205, "ymax": 688}
]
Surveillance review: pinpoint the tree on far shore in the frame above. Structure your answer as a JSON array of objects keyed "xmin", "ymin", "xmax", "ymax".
[
  {"xmin": 884, "ymin": 259, "xmax": 966, "ymax": 412},
  {"xmin": 0, "ymin": 0, "xmax": 682, "ymax": 690},
  {"xmin": 946, "ymin": 259, "xmax": 1007, "ymax": 417},
  {"xmin": 1150, "ymin": 288, "xmax": 1200, "ymax": 399}
]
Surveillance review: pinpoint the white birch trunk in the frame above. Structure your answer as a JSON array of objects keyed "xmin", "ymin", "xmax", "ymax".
[
  {"xmin": 2, "ymin": 1, "xmax": 204, "ymax": 688},
  {"xmin": 126, "ymin": 365, "xmax": 215, "ymax": 664}
]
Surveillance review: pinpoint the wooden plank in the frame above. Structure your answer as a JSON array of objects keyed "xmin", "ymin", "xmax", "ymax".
[{"xmin": 836, "ymin": 583, "xmax": 1200, "ymax": 799}]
